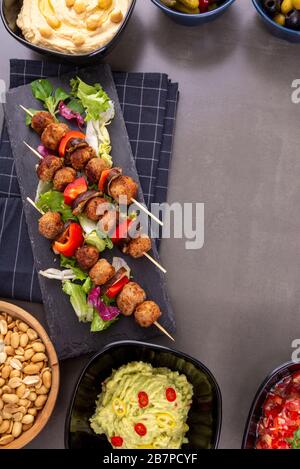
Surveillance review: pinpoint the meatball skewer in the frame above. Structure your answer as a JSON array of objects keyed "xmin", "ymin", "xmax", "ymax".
[
  {"xmin": 22, "ymin": 126, "xmax": 164, "ymax": 226},
  {"xmin": 26, "ymin": 197, "xmax": 173, "ymax": 341},
  {"xmin": 85, "ymin": 198, "xmax": 166, "ymax": 273},
  {"xmin": 23, "ymin": 139, "xmax": 166, "ymax": 272},
  {"xmin": 89, "ymin": 260, "xmax": 174, "ymax": 340},
  {"xmin": 116, "ymin": 281, "xmax": 174, "ymax": 341}
]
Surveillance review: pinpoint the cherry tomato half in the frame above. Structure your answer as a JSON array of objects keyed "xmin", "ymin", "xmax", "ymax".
[
  {"xmin": 166, "ymin": 387, "xmax": 177, "ymax": 402},
  {"xmin": 134, "ymin": 423, "xmax": 147, "ymax": 437},
  {"xmin": 111, "ymin": 436, "xmax": 123, "ymax": 447},
  {"xmin": 138, "ymin": 391, "xmax": 149, "ymax": 408}
]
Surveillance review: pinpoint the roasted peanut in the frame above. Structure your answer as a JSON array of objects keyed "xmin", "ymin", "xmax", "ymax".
[
  {"xmin": 42, "ymin": 371, "xmax": 51, "ymax": 389},
  {"xmin": 2, "ymin": 394, "xmax": 19, "ymax": 405},
  {"xmin": 32, "ymin": 342, "xmax": 45, "ymax": 353},
  {"xmin": 31, "ymin": 353, "xmax": 47, "ymax": 363},
  {"xmin": 0, "ymin": 419, "xmax": 10, "ymax": 434},
  {"xmin": 21, "ymin": 414, "xmax": 34, "ymax": 425},
  {"xmin": 1, "ymin": 365, "xmax": 11, "ymax": 379},
  {"xmin": 35, "ymin": 395, "xmax": 47, "ymax": 408},
  {"xmin": 10, "ymin": 332, "xmax": 19, "ymax": 349},
  {"xmin": 26, "ymin": 329, "xmax": 38, "ymax": 341},
  {"xmin": 12, "ymin": 421, "xmax": 22, "ymax": 438},
  {"xmin": 0, "ymin": 434, "xmax": 14, "ymax": 445},
  {"xmin": 23, "ymin": 364, "xmax": 40, "ymax": 375},
  {"xmin": 20, "ymin": 334, "xmax": 29, "ymax": 348}
]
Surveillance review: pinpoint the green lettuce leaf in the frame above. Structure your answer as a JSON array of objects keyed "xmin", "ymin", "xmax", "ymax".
[
  {"xmin": 70, "ymin": 77, "xmax": 113, "ymax": 122},
  {"xmin": 62, "ymin": 281, "xmax": 93, "ymax": 323},
  {"xmin": 31, "ymin": 79, "xmax": 53, "ymax": 102},
  {"xmin": 85, "ymin": 231, "xmax": 107, "ymax": 252},
  {"xmin": 60, "ymin": 255, "xmax": 87, "ymax": 281},
  {"xmin": 36, "ymin": 190, "xmax": 77, "ymax": 222},
  {"xmin": 30, "ymin": 79, "xmax": 70, "ymax": 118},
  {"xmin": 90, "ymin": 310, "xmax": 118, "ymax": 332},
  {"xmin": 25, "ymin": 108, "xmax": 40, "ymax": 126}
]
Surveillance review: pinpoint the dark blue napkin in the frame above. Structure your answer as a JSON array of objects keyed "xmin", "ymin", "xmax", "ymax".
[{"xmin": 0, "ymin": 60, "xmax": 178, "ymax": 303}]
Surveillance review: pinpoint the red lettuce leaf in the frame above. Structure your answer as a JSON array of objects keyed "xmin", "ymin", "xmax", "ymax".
[
  {"xmin": 88, "ymin": 286, "xmax": 120, "ymax": 321},
  {"xmin": 58, "ymin": 101, "xmax": 84, "ymax": 129}
]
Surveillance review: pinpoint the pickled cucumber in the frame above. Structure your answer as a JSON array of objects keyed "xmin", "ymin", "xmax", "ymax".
[{"xmin": 160, "ymin": 0, "xmax": 177, "ymax": 7}]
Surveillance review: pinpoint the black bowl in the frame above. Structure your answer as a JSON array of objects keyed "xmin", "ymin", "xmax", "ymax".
[
  {"xmin": 65, "ymin": 341, "xmax": 222, "ymax": 449},
  {"xmin": 242, "ymin": 361, "xmax": 300, "ymax": 449},
  {"xmin": 0, "ymin": 0, "xmax": 136, "ymax": 62}
]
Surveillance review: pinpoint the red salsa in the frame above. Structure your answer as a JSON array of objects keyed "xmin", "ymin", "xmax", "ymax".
[{"xmin": 256, "ymin": 371, "xmax": 300, "ymax": 449}]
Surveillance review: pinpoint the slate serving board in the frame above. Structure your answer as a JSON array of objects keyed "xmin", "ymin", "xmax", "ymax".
[{"xmin": 4, "ymin": 64, "xmax": 176, "ymax": 360}]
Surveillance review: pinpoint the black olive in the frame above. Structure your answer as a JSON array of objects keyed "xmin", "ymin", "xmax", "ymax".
[
  {"xmin": 263, "ymin": 0, "xmax": 281, "ymax": 15},
  {"xmin": 285, "ymin": 9, "xmax": 300, "ymax": 30}
]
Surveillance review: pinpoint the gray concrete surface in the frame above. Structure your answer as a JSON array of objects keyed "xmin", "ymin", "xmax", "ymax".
[{"xmin": 1, "ymin": 0, "xmax": 300, "ymax": 449}]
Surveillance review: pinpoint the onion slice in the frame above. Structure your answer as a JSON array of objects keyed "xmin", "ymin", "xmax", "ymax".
[
  {"xmin": 72, "ymin": 190, "xmax": 100, "ymax": 216},
  {"xmin": 104, "ymin": 167, "xmax": 122, "ymax": 196}
]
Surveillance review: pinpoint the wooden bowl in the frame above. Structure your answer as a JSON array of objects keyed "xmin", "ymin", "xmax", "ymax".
[{"xmin": 0, "ymin": 300, "xmax": 59, "ymax": 449}]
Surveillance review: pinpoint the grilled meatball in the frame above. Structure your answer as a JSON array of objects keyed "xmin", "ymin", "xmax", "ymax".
[
  {"xmin": 75, "ymin": 245, "xmax": 99, "ymax": 271},
  {"xmin": 70, "ymin": 146, "xmax": 96, "ymax": 171},
  {"xmin": 36, "ymin": 155, "xmax": 63, "ymax": 182},
  {"xmin": 116, "ymin": 282, "xmax": 146, "ymax": 317},
  {"xmin": 134, "ymin": 301, "xmax": 161, "ymax": 328},
  {"xmin": 84, "ymin": 197, "xmax": 108, "ymax": 221},
  {"xmin": 109, "ymin": 176, "xmax": 138, "ymax": 205},
  {"xmin": 41, "ymin": 123, "xmax": 69, "ymax": 151},
  {"xmin": 89, "ymin": 259, "xmax": 115, "ymax": 286},
  {"xmin": 125, "ymin": 235, "xmax": 152, "ymax": 258},
  {"xmin": 31, "ymin": 111, "xmax": 55, "ymax": 135},
  {"xmin": 38, "ymin": 212, "xmax": 64, "ymax": 240},
  {"xmin": 53, "ymin": 167, "xmax": 76, "ymax": 192},
  {"xmin": 85, "ymin": 157, "xmax": 109, "ymax": 184}
]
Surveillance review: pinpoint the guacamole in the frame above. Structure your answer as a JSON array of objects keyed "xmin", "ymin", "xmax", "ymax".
[{"xmin": 90, "ymin": 361, "xmax": 193, "ymax": 449}]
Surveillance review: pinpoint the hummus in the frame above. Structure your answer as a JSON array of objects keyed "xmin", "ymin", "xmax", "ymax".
[
  {"xmin": 90, "ymin": 361, "xmax": 193, "ymax": 449},
  {"xmin": 17, "ymin": 0, "xmax": 131, "ymax": 54}
]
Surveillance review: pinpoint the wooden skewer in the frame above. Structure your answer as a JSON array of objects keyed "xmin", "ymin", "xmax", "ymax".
[
  {"xmin": 131, "ymin": 198, "xmax": 163, "ymax": 227},
  {"xmin": 143, "ymin": 252, "xmax": 167, "ymax": 274},
  {"xmin": 19, "ymin": 104, "xmax": 34, "ymax": 117},
  {"xmin": 26, "ymin": 197, "xmax": 44, "ymax": 215},
  {"xmin": 154, "ymin": 321, "xmax": 175, "ymax": 342},
  {"xmin": 23, "ymin": 141, "xmax": 43, "ymax": 160}
]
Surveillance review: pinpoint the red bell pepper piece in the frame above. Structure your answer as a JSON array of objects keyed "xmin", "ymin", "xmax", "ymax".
[
  {"xmin": 52, "ymin": 223, "xmax": 84, "ymax": 257},
  {"xmin": 106, "ymin": 276, "xmax": 129, "ymax": 299},
  {"xmin": 58, "ymin": 130, "xmax": 86, "ymax": 158},
  {"xmin": 199, "ymin": 0, "xmax": 209, "ymax": 12},
  {"xmin": 63, "ymin": 176, "xmax": 87, "ymax": 206},
  {"xmin": 98, "ymin": 169, "xmax": 111, "ymax": 192},
  {"xmin": 111, "ymin": 218, "xmax": 132, "ymax": 245}
]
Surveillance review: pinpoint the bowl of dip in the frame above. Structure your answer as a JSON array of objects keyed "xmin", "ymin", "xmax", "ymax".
[
  {"xmin": 65, "ymin": 341, "xmax": 222, "ymax": 449},
  {"xmin": 242, "ymin": 361, "xmax": 300, "ymax": 449},
  {"xmin": 0, "ymin": 0, "xmax": 136, "ymax": 61}
]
